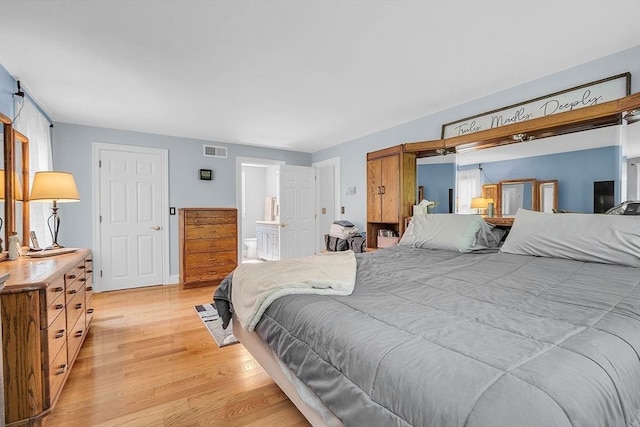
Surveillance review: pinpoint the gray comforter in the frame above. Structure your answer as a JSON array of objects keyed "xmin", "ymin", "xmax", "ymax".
[{"xmin": 254, "ymin": 247, "xmax": 640, "ymax": 427}]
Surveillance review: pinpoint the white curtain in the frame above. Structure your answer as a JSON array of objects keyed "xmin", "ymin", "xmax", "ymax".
[
  {"xmin": 456, "ymin": 168, "xmax": 481, "ymax": 214},
  {"xmin": 13, "ymin": 97, "xmax": 53, "ymax": 248}
]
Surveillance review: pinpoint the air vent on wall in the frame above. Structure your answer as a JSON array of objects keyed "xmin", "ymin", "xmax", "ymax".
[{"xmin": 203, "ymin": 145, "xmax": 228, "ymax": 158}]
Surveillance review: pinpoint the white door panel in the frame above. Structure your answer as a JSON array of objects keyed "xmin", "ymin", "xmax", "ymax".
[
  {"xmin": 99, "ymin": 148, "xmax": 164, "ymax": 291},
  {"xmin": 279, "ymin": 165, "xmax": 315, "ymax": 259}
]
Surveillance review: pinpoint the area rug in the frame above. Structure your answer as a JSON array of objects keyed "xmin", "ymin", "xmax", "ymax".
[{"xmin": 194, "ymin": 303, "xmax": 239, "ymax": 347}]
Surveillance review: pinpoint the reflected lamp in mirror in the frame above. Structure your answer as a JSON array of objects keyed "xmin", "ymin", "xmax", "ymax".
[
  {"xmin": 470, "ymin": 197, "xmax": 488, "ymax": 214},
  {"xmin": 29, "ymin": 171, "xmax": 80, "ymax": 249},
  {"xmin": 0, "ymin": 169, "xmax": 24, "ymax": 240}
]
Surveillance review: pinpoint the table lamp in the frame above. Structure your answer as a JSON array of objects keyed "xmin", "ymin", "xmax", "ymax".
[
  {"xmin": 470, "ymin": 197, "xmax": 488, "ymax": 215},
  {"xmin": 29, "ymin": 171, "xmax": 79, "ymax": 249}
]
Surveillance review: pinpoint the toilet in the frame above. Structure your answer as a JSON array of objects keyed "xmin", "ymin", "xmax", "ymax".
[{"xmin": 244, "ymin": 237, "xmax": 257, "ymax": 259}]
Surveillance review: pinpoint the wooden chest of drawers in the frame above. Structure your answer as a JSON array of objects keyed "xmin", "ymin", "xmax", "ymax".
[
  {"xmin": 179, "ymin": 208, "xmax": 238, "ymax": 288},
  {"xmin": 0, "ymin": 249, "xmax": 93, "ymax": 426}
]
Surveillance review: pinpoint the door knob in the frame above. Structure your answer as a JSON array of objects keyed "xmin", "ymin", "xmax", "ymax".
[
  {"xmin": 280, "ymin": 223, "xmax": 286, "ymax": 227},
  {"xmin": 151, "ymin": 226, "xmax": 161, "ymax": 230}
]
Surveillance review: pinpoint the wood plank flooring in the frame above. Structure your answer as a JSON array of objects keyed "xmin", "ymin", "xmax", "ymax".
[{"xmin": 45, "ymin": 284, "xmax": 310, "ymax": 427}]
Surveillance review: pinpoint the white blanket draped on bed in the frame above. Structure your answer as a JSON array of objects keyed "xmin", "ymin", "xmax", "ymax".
[{"xmin": 232, "ymin": 250, "xmax": 357, "ymax": 331}]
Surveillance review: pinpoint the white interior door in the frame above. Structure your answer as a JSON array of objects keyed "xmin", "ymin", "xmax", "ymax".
[
  {"xmin": 279, "ymin": 165, "xmax": 315, "ymax": 259},
  {"xmin": 316, "ymin": 165, "xmax": 335, "ymax": 253},
  {"xmin": 98, "ymin": 147, "xmax": 165, "ymax": 291}
]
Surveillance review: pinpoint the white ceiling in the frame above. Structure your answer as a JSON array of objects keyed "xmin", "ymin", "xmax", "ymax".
[{"xmin": 1, "ymin": 1, "xmax": 639, "ymax": 153}]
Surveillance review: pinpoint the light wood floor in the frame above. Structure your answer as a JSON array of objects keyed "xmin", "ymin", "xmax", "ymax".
[{"xmin": 46, "ymin": 284, "xmax": 310, "ymax": 427}]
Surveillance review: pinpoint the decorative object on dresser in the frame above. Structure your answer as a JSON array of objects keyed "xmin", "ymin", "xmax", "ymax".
[
  {"xmin": 366, "ymin": 144, "xmax": 416, "ymax": 249},
  {"xmin": 29, "ymin": 171, "xmax": 80, "ymax": 249},
  {"xmin": 179, "ymin": 208, "xmax": 238, "ymax": 288},
  {"xmin": 0, "ymin": 249, "xmax": 93, "ymax": 426}
]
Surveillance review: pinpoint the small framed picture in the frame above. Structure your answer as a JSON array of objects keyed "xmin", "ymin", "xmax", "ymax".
[{"xmin": 199, "ymin": 169, "xmax": 213, "ymax": 180}]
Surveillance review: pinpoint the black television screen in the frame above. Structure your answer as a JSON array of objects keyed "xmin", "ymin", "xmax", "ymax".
[{"xmin": 593, "ymin": 180, "xmax": 615, "ymax": 213}]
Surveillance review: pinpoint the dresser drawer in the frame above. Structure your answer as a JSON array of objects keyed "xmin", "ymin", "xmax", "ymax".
[
  {"xmin": 183, "ymin": 237, "xmax": 236, "ymax": 253},
  {"xmin": 184, "ymin": 210, "xmax": 236, "ymax": 224},
  {"xmin": 185, "ymin": 250, "xmax": 237, "ymax": 268},
  {"xmin": 85, "ymin": 293, "xmax": 94, "ymax": 329},
  {"xmin": 46, "ymin": 276, "xmax": 66, "ymax": 307},
  {"xmin": 65, "ymin": 261, "xmax": 85, "ymax": 291},
  {"xmin": 46, "ymin": 292, "xmax": 66, "ymax": 328},
  {"xmin": 183, "ymin": 264, "xmax": 236, "ymax": 283},
  {"xmin": 67, "ymin": 312, "xmax": 87, "ymax": 362},
  {"xmin": 185, "ymin": 224, "xmax": 237, "ymax": 240},
  {"xmin": 48, "ymin": 341, "xmax": 69, "ymax": 404},
  {"xmin": 47, "ymin": 309, "xmax": 67, "ymax": 364},
  {"xmin": 66, "ymin": 287, "xmax": 86, "ymax": 335}
]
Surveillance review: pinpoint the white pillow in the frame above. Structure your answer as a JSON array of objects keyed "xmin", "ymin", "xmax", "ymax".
[
  {"xmin": 500, "ymin": 209, "xmax": 640, "ymax": 267},
  {"xmin": 399, "ymin": 214, "xmax": 503, "ymax": 253}
]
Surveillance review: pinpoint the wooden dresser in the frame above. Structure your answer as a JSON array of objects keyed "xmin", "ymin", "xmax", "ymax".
[
  {"xmin": 179, "ymin": 208, "xmax": 238, "ymax": 288},
  {"xmin": 0, "ymin": 249, "xmax": 93, "ymax": 427}
]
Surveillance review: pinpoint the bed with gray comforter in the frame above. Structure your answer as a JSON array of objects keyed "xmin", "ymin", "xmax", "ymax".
[{"xmin": 250, "ymin": 246, "xmax": 640, "ymax": 426}]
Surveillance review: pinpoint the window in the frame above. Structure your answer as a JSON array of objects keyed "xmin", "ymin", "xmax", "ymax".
[
  {"xmin": 456, "ymin": 168, "xmax": 481, "ymax": 214},
  {"xmin": 13, "ymin": 97, "xmax": 53, "ymax": 247}
]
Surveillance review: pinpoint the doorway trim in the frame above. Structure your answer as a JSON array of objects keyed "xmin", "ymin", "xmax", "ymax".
[
  {"xmin": 236, "ymin": 156, "xmax": 285, "ymax": 264},
  {"xmin": 92, "ymin": 142, "xmax": 170, "ymax": 291}
]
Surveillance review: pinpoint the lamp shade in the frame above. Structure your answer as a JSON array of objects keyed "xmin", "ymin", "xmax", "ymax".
[
  {"xmin": 470, "ymin": 197, "xmax": 488, "ymax": 209},
  {"xmin": 0, "ymin": 169, "xmax": 24, "ymax": 201},
  {"xmin": 30, "ymin": 171, "xmax": 80, "ymax": 202}
]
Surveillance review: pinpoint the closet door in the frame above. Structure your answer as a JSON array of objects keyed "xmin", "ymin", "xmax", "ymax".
[
  {"xmin": 380, "ymin": 155, "xmax": 400, "ymax": 223},
  {"xmin": 367, "ymin": 159, "xmax": 382, "ymax": 222}
]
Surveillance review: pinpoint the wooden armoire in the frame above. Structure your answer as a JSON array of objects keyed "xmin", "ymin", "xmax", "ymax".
[
  {"xmin": 366, "ymin": 145, "xmax": 416, "ymax": 248},
  {"xmin": 178, "ymin": 208, "xmax": 238, "ymax": 288}
]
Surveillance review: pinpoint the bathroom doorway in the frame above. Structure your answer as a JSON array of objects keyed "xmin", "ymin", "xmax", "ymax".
[{"xmin": 236, "ymin": 157, "xmax": 284, "ymax": 264}]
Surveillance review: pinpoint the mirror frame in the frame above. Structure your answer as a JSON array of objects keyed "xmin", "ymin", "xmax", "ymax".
[
  {"xmin": 499, "ymin": 178, "xmax": 538, "ymax": 216},
  {"xmin": 1, "ymin": 112, "xmax": 30, "ymax": 249},
  {"xmin": 537, "ymin": 179, "xmax": 559, "ymax": 213}
]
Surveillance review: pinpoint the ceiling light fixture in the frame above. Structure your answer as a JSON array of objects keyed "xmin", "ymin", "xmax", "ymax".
[{"xmin": 623, "ymin": 109, "xmax": 640, "ymax": 124}]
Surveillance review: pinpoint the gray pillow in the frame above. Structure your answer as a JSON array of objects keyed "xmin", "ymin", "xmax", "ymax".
[{"xmin": 500, "ymin": 209, "xmax": 640, "ymax": 267}]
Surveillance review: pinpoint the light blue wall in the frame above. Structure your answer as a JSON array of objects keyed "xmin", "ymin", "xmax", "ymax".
[
  {"xmin": 312, "ymin": 46, "xmax": 640, "ymax": 230},
  {"xmin": 0, "ymin": 64, "xmax": 16, "ymax": 119},
  {"xmin": 52, "ymin": 123, "xmax": 311, "ymax": 277},
  {"xmin": 417, "ymin": 163, "xmax": 455, "ymax": 213}
]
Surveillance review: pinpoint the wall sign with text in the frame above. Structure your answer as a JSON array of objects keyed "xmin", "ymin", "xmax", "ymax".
[{"xmin": 441, "ymin": 73, "xmax": 631, "ymax": 139}]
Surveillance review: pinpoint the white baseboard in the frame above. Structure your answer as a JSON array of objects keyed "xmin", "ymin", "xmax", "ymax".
[{"xmin": 168, "ymin": 274, "xmax": 179, "ymax": 285}]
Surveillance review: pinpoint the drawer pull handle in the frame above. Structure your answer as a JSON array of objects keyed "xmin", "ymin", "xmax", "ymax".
[
  {"xmin": 69, "ymin": 289, "xmax": 78, "ymax": 294},
  {"xmin": 67, "ymin": 274, "xmax": 77, "ymax": 279},
  {"xmin": 53, "ymin": 286, "xmax": 63, "ymax": 292},
  {"xmin": 87, "ymin": 287, "xmax": 93, "ymax": 291},
  {"xmin": 74, "ymin": 330, "xmax": 84, "ymax": 338},
  {"xmin": 87, "ymin": 308, "xmax": 94, "ymax": 314},
  {"xmin": 78, "ymin": 265, "xmax": 86, "ymax": 269},
  {"xmin": 75, "ymin": 303, "xmax": 83, "ymax": 309},
  {"xmin": 55, "ymin": 304, "xmax": 64, "ymax": 310},
  {"xmin": 56, "ymin": 364, "xmax": 67, "ymax": 375},
  {"xmin": 86, "ymin": 259, "xmax": 93, "ymax": 262},
  {"xmin": 55, "ymin": 329, "xmax": 65, "ymax": 338},
  {"xmin": 79, "ymin": 278, "xmax": 87, "ymax": 282},
  {"xmin": 87, "ymin": 270, "xmax": 93, "ymax": 274}
]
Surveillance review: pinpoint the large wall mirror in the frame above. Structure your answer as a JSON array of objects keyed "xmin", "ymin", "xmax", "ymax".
[
  {"xmin": 500, "ymin": 179, "xmax": 537, "ymax": 216},
  {"xmin": 1, "ymin": 112, "xmax": 30, "ymax": 252}
]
